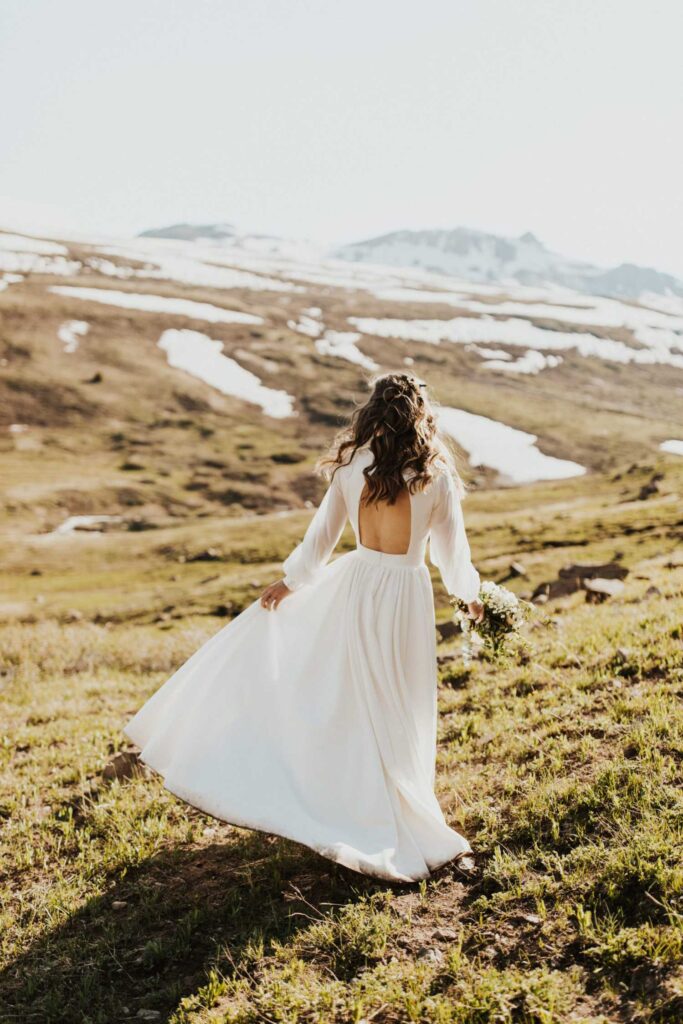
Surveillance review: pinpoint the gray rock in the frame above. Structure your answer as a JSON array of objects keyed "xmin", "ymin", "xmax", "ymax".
[
  {"xmin": 417, "ymin": 946, "xmax": 444, "ymax": 964},
  {"xmin": 584, "ymin": 578, "xmax": 625, "ymax": 602},
  {"xmin": 533, "ymin": 563, "xmax": 629, "ymax": 603},
  {"xmin": 559, "ymin": 561, "xmax": 628, "ymax": 581}
]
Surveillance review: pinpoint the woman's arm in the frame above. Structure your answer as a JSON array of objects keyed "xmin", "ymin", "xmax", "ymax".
[
  {"xmin": 261, "ymin": 474, "xmax": 348, "ymax": 609},
  {"xmin": 429, "ymin": 471, "xmax": 481, "ymax": 610}
]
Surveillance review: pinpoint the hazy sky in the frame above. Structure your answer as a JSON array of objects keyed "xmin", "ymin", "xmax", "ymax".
[{"xmin": 1, "ymin": 0, "xmax": 682, "ymax": 274}]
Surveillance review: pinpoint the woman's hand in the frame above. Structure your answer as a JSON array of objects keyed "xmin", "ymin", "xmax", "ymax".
[
  {"xmin": 260, "ymin": 579, "xmax": 293, "ymax": 611},
  {"xmin": 467, "ymin": 599, "xmax": 485, "ymax": 624}
]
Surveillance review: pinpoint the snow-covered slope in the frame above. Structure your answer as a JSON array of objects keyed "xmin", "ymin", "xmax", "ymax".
[
  {"xmin": 3, "ymin": 219, "xmax": 683, "ymax": 489},
  {"xmin": 139, "ymin": 223, "xmax": 325, "ymax": 262},
  {"xmin": 138, "ymin": 222, "xmax": 683, "ymax": 301},
  {"xmin": 334, "ymin": 227, "xmax": 683, "ymax": 300}
]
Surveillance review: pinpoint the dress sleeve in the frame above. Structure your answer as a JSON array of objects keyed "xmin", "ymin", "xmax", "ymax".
[
  {"xmin": 282, "ymin": 473, "xmax": 348, "ymax": 590},
  {"xmin": 429, "ymin": 471, "xmax": 480, "ymax": 603}
]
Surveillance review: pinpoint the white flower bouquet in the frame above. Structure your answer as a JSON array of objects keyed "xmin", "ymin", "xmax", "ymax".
[{"xmin": 452, "ymin": 580, "xmax": 531, "ymax": 661}]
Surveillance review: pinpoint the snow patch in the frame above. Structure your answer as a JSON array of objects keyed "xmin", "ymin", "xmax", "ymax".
[
  {"xmin": 467, "ymin": 345, "xmax": 513, "ymax": 360},
  {"xmin": 95, "ymin": 243, "xmax": 302, "ymax": 293},
  {"xmin": 482, "ymin": 350, "xmax": 563, "ymax": 374},
  {"xmin": 315, "ymin": 331, "xmax": 378, "ymax": 371},
  {"xmin": 349, "ymin": 315, "xmax": 683, "ymax": 369},
  {"xmin": 49, "ymin": 287, "xmax": 263, "ymax": 325},
  {"xmin": 54, "ymin": 515, "xmax": 124, "ymax": 535},
  {"xmin": 454, "ymin": 295, "xmax": 683, "ymax": 336},
  {"xmin": 373, "ymin": 288, "xmax": 683, "ymax": 363},
  {"xmin": 288, "ymin": 311, "xmax": 324, "ymax": 337},
  {"xmin": 57, "ymin": 320, "xmax": 89, "ymax": 353},
  {"xmin": 158, "ymin": 329, "xmax": 295, "ymax": 418},
  {"xmin": 86, "ymin": 257, "xmax": 137, "ymax": 279},
  {"xmin": 438, "ymin": 407, "xmax": 586, "ymax": 484},
  {"xmin": 0, "ymin": 252, "xmax": 81, "ymax": 276},
  {"xmin": 660, "ymin": 440, "xmax": 683, "ymax": 456},
  {"xmin": 287, "ymin": 305, "xmax": 378, "ymax": 369},
  {"xmin": 0, "ymin": 232, "xmax": 67, "ymax": 255},
  {"xmin": 374, "ymin": 284, "xmax": 593, "ymax": 309}
]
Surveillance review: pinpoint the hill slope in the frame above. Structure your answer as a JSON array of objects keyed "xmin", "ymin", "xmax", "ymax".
[
  {"xmin": 2, "ymin": 223, "xmax": 683, "ymax": 544},
  {"xmin": 1, "ymin": 461, "xmax": 682, "ymax": 1022},
  {"xmin": 1, "ymin": 222, "xmax": 683, "ymax": 1022}
]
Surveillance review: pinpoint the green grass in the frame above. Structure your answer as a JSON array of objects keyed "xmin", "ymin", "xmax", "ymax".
[{"xmin": 1, "ymin": 458, "xmax": 683, "ymax": 1023}]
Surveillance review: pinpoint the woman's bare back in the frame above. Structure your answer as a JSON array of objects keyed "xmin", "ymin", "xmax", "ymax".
[{"xmin": 358, "ymin": 483, "xmax": 412, "ymax": 555}]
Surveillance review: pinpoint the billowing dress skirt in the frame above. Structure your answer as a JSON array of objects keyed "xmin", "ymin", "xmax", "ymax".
[{"xmin": 124, "ymin": 451, "xmax": 481, "ymax": 882}]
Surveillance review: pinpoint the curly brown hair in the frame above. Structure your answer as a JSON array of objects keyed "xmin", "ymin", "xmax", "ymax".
[{"xmin": 318, "ymin": 372, "xmax": 464, "ymax": 505}]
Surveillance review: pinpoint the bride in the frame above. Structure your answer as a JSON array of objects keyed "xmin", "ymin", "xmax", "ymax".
[{"xmin": 125, "ymin": 372, "xmax": 484, "ymax": 883}]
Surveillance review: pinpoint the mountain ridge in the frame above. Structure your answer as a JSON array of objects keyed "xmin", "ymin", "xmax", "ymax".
[
  {"xmin": 334, "ymin": 225, "xmax": 683, "ymax": 300},
  {"xmin": 139, "ymin": 222, "xmax": 238, "ymax": 242},
  {"xmin": 137, "ymin": 222, "xmax": 683, "ymax": 300}
]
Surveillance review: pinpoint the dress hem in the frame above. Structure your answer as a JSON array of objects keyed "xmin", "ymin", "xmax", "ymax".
[{"xmin": 125, "ymin": 726, "xmax": 466, "ymax": 884}]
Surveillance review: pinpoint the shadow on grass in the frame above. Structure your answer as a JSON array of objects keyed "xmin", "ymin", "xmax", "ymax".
[{"xmin": 0, "ymin": 828, "xmax": 382, "ymax": 1024}]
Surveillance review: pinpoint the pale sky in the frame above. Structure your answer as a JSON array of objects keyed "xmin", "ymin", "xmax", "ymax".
[{"xmin": 1, "ymin": 0, "xmax": 682, "ymax": 276}]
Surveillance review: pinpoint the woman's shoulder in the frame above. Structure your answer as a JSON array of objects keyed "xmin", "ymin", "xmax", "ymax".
[
  {"xmin": 328, "ymin": 446, "xmax": 372, "ymax": 486},
  {"xmin": 429, "ymin": 460, "xmax": 466, "ymax": 501},
  {"xmin": 428, "ymin": 459, "xmax": 451, "ymax": 490},
  {"xmin": 341, "ymin": 446, "xmax": 373, "ymax": 472}
]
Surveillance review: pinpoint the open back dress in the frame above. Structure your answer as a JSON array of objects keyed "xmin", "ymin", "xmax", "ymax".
[{"xmin": 124, "ymin": 447, "xmax": 481, "ymax": 882}]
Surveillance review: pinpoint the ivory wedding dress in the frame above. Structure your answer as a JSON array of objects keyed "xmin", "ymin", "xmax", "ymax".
[{"xmin": 124, "ymin": 448, "xmax": 480, "ymax": 882}]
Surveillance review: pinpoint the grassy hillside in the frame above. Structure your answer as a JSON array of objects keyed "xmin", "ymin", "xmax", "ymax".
[
  {"xmin": 1, "ymin": 231, "xmax": 683, "ymax": 1022},
  {"xmin": 1, "ymin": 457, "xmax": 682, "ymax": 1024}
]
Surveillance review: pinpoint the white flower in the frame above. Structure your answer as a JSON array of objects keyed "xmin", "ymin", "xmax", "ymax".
[{"xmin": 452, "ymin": 578, "xmax": 529, "ymax": 662}]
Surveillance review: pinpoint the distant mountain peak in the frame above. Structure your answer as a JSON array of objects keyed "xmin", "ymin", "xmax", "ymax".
[
  {"xmin": 334, "ymin": 225, "xmax": 683, "ymax": 300},
  {"xmin": 139, "ymin": 223, "xmax": 236, "ymax": 242}
]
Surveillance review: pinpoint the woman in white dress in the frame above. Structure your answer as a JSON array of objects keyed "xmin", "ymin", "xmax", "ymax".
[{"xmin": 124, "ymin": 373, "xmax": 484, "ymax": 883}]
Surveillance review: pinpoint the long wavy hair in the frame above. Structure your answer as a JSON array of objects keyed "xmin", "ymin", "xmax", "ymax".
[{"xmin": 318, "ymin": 372, "xmax": 465, "ymax": 505}]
